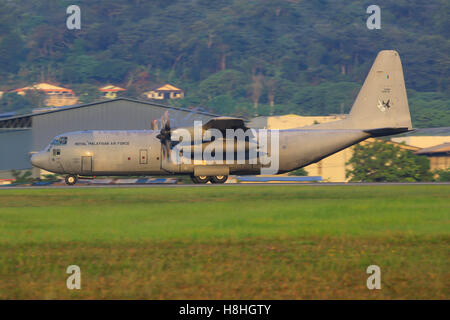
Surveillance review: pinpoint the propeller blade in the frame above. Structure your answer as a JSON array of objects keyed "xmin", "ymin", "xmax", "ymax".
[
  {"xmin": 151, "ymin": 119, "xmax": 158, "ymax": 131},
  {"xmin": 164, "ymin": 110, "xmax": 170, "ymax": 131},
  {"xmin": 161, "ymin": 143, "xmax": 168, "ymax": 159},
  {"xmin": 157, "ymin": 111, "xmax": 172, "ymax": 160},
  {"xmin": 164, "ymin": 139, "xmax": 171, "ymax": 159},
  {"xmin": 161, "ymin": 114, "xmax": 165, "ymax": 130}
]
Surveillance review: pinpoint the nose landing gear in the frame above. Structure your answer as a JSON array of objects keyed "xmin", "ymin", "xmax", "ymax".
[{"xmin": 65, "ymin": 175, "xmax": 78, "ymax": 186}]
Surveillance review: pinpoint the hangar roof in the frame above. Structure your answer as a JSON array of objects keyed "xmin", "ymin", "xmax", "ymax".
[
  {"xmin": 0, "ymin": 97, "xmax": 217, "ymax": 129},
  {"xmin": 415, "ymin": 143, "xmax": 450, "ymax": 155}
]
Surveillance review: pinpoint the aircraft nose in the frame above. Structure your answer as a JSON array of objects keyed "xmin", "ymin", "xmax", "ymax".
[{"xmin": 31, "ymin": 152, "xmax": 48, "ymax": 169}]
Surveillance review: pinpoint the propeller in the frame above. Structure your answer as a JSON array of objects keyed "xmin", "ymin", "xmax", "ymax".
[{"xmin": 156, "ymin": 111, "xmax": 172, "ymax": 160}]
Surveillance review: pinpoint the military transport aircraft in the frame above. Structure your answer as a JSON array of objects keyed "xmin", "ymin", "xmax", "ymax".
[{"xmin": 31, "ymin": 50, "xmax": 413, "ymax": 185}]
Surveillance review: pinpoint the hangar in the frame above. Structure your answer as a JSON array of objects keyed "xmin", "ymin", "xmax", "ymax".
[{"xmin": 0, "ymin": 98, "xmax": 216, "ymax": 179}]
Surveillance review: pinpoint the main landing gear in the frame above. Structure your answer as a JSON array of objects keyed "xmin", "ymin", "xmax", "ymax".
[
  {"xmin": 191, "ymin": 175, "xmax": 228, "ymax": 184},
  {"xmin": 65, "ymin": 175, "xmax": 78, "ymax": 186}
]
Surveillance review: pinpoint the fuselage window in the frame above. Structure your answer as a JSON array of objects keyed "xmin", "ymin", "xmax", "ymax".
[{"xmin": 53, "ymin": 149, "xmax": 61, "ymax": 156}]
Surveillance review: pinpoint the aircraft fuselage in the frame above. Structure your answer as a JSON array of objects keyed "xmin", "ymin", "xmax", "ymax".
[{"xmin": 31, "ymin": 129, "xmax": 370, "ymax": 177}]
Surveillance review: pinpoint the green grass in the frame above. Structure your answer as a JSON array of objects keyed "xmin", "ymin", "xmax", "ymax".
[{"xmin": 0, "ymin": 185, "xmax": 448, "ymax": 299}]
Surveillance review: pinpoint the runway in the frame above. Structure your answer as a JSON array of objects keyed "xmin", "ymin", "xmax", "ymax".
[{"xmin": 1, "ymin": 182, "xmax": 449, "ymax": 190}]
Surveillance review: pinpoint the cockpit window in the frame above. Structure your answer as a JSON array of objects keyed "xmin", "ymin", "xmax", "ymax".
[{"xmin": 51, "ymin": 136, "xmax": 68, "ymax": 145}]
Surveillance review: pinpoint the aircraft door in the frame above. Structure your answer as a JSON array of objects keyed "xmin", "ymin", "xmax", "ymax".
[
  {"xmin": 51, "ymin": 148, "xmax": 65, "ymax": 172},
  {"xmin": 139, "ymin": 149, "xmax": 148, "ymax": 164},
  {"xmin": 81, "ymin": 156, "xmax": 92, "ymax": 174}
]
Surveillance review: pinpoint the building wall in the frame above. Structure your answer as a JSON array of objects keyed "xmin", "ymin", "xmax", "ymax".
[
  {"xmin": 102, "ymin": 92, "xmax": 118, "ymax": 99},
  {"xmin": 144, "ymin": 91, "xmax": 184, "ymax": 100},
  {"xmin": 170, "ymin": 91, "xmax": 184, "ymax": 99},
  {"xmin": 0, "ymin": 129, "xmax": 32, "ymax": 172},
  {"xmin": 429, "ymin": 156, "xmax": 450, "ymax": 171},
  {"xmin": 144, "ymin": 91, "xmax": 162, "ymax": 99},
  {"xmin": 45, "ymin": 94, "xmax": 79, "ymax": 107}
]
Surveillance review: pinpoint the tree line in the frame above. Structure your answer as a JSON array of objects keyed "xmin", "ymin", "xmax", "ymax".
[{"xmin": 0, "ymin": 0, "xmax": 448, "ymax": 127}]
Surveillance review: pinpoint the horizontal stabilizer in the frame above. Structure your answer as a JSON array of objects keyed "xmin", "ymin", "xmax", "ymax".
[{"xmin": 363, "ymin": 127, "xmax": 413, "ymax": 137}]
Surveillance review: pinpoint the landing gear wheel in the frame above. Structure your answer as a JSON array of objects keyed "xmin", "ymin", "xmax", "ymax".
[
  {"xmin": 191, "ymin": 175, "xmax": 210, "ymax": 184},
  {"xmin": 65, "ymin": 175, "xmax": 78, "ymax": 186},
  {"xmin": 211, "ymin": 175, "xmax": 228, "ymax": 184}
]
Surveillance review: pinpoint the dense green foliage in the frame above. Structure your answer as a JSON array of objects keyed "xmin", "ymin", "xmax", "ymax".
[
  {"xmin": 346, "ymin": 141, "xmax": 433, "ymax": 182},
  {"xmin": 433, "ymin": 169, "xmax": 450, "ymax": 182},
  {"xmin": 0, "ymin": 93, "xmax": 33, "ymax": 113},
  {"xmin": 0, "ymin": 1, "xmax": 448, "ymax": 126}
]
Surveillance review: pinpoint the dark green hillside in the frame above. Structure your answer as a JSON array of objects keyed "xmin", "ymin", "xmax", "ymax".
[{"xmin": 0, "ymin": 0, "xmax": 448, "ymax": 126}]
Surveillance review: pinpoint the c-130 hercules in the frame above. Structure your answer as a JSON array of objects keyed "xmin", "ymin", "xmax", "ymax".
[{"xmin": 31, "ymin": 50, "xmax": 413, "ymax": 185}]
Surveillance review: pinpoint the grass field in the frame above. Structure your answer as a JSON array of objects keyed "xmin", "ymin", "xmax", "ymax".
[{"xmin": 0, "ymin": 185, "xmax": 448, "ymax": 299}]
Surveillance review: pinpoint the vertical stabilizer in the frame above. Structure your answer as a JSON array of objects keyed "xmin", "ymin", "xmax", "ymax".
[{"xmin": 349, "ymin": 50, "xmax": 412, "ymax": 130}]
